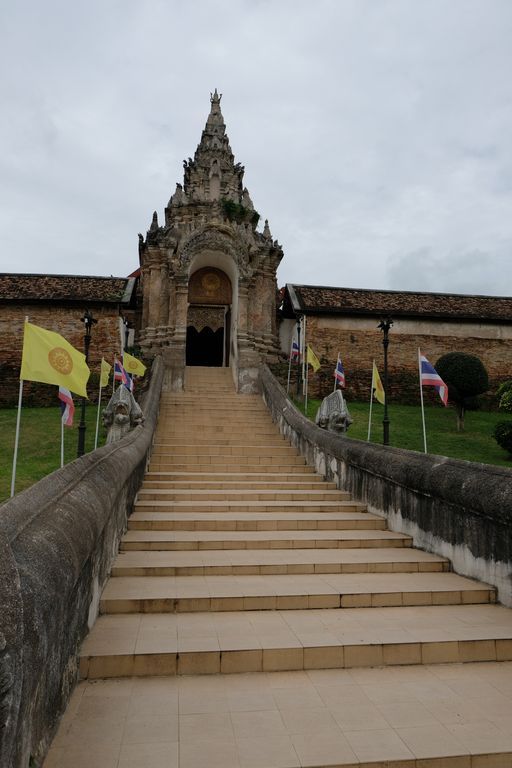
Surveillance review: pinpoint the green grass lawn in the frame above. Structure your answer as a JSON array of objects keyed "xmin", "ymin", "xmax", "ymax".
[
  {"xmin": 0, "ymin": 405, "xmax": 106, "ymax": 503},
  {"xmin": 296, "ymin": 397, "xmax": 512, "ymax": 469}
]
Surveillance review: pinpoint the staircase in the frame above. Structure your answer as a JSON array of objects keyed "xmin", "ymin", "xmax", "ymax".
[{"xmin": 46, "ymin": 367, "xmax": 512, "ymax": 767}]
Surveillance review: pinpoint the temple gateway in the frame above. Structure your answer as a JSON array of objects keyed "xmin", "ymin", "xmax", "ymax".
[{"xmin": 137, "ymin": 89, "xmax": 283, "ymax": 393}]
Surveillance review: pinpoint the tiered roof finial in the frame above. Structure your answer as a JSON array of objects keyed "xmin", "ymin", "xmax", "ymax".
[{"xmin": 210, "ymin": 88, "xmax": 222, "ymax": 104}]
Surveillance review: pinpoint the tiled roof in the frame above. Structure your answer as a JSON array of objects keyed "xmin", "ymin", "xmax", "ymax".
[
  {"xmin": 0, "ymin": 274, "xmax": 135, "ymax": 304},
  {"xmin": 286, "ymin": 284, "xmax": 512, "ymax": 322}
]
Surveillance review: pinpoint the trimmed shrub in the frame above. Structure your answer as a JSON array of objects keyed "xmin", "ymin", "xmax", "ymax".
[{"xmin": 493, "ymin": 421, "xmax": 512, "ymax": 455}]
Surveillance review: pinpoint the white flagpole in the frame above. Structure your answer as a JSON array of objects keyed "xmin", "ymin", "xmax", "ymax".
[
  {"xmin": 60, "ymin": 412, "xmax": 64, "ymax": 469},
  {"xmin": 11, "ymin": 315, "xmax": 29, "ymax": 498},
  {"xmin": 418, "ymin": 348, "xmax": 428, "ymax": 453},
  {"xmin": 305, "ymin": 357, "xmax": 309, "ymax": 415},
  {"xmin": 333, "ymin": 353, "xmax": 339, "ymax": 393},
  {"xmin": 301, "ymin": 316, "xmax": 307, "ymax": 395},
  {"xmin": 286, "ymin": 335, "xmax": 293, "ymax": 394},
  {"xmin": 367, "ymin": 362, "xmax": 374, "ymax": 441},
  {"xmin": 10, "ymin": 378, "xmax": 24, "ymax": 498},
  {"xmin": 95, "ymin": 382, "xmax": 103, "ymax": 449}
]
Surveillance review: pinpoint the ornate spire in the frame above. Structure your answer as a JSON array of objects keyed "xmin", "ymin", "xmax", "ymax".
[
  {"xmin": 210, "ymin": 88, "xmax": 222, "ymax": 105},
  {"xmin": 179, "ymin": 90, "xmax": 245, "ymax": 203}
]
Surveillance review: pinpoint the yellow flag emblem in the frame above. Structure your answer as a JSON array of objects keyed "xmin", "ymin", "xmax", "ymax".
[
  {"xmin": 100, "ymin": 358, "xmax": 111, "ymax": 388},
  {"xmin": 123, "ymin": 351, "xmax": 146, "ymax": 377},
  {"xmin": 372, "ymin": 361, "xmax": 385, "ymax": 404},
  {"xmin": 20, "ymin": 322, "xmax": 90, "ymax": 398},
  {"xmin": 306, "ymin": 345, "xmax": 321, "ymax": 372}
]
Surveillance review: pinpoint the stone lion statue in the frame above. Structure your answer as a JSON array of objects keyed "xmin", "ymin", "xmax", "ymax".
[
  {"xmin": 315, "ymin": 390, "xmax": 353, "ymax": 434},
  {"xmin": 102, "ymin": 386, "xmax": 144, "ymax": 444}
]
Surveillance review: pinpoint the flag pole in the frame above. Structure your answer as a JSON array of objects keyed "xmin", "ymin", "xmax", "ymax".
[
  {"xmin": 367, "ymin": 362, "xmax": 374, "ymax": 441},
  {"xmin": 333, "ymin": 353, "xmax": 339, "ymax": 393},
  {"xmin": 95, "ymin": 381, "xmax": 103, "ymax": 449},
  {"xmin": 286, "ymin": 336, "xmax": 293, "ymax": 394},
  {"xmin": 60, "ymin": 412, "xmax": 64, "ymax": 469},
  {"xmin": 303, "ymin": 317, "xmax": 308, "ymax": 413},
  {"xmin": 10, "ymin": 378, "xmax": 24, "ymax": 498},
  {"xmin": 302, "ymin": 316, "xmax": 307, "ymax": 396},
  {"xmin": 418, "ymin": 348, "xmax": 428, "ymax": 453},
  {"xmin": 305, "ymin": 352, "xmax": 309, "ymax": 415},
  {"xmin": 11, "ymin": 315, "xmax": 30, "ymax": 498}
]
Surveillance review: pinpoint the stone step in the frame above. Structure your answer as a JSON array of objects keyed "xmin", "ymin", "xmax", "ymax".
[
  {"xmin": 151, "ymin": 445, "xmax": 299, "ymax": 457},
  {"xmin": 141, "ymin": 479, "xmax": 335, "ymax": 490},
  {"xmin": 99, "ymin": 572, "xmax": 496, "ymax": 615},
  {"xmin": 136, "ymin": 488, "xmax": 351, "ymax": 501},
  {"xmin": 128, "ymin": 511, "xmax": 383, "ymax": 531},
  {"xmin": 148, "ymin": 455, "xmax": 308, "ymax": 467},
  {"xmin": 132, "ymin": 500, "xmax": 369, "ymax": 515},
  {"xmin": 111, "ymin": 547, "xmax": 450, "ymax": 577},
  {"xmin": 156, "ymin": 414, "xmax": 277, "ymax": 420},
  {"xmin": 145, "ymin": 461, "xmax": 310, "ymax": 475},
  {"xmin": 149, "ymin": 460, "xmax": 308, "ymax": 474},
  {"xmin": 154, "ymin": 436, "xmax": 288, "ymax": 446},
  {"xmin": 144, "ymin": 470, "xmax": 318, "ymax": 482},
  {"xmin": 157, "ymin": 406, "xmax": 276, "ymax": 414},
  {"xmin": 156, "ymin": 426, "xmax": 281, "ymax": 435},
  {"xmin": 120, "ymin": 528, "xmax": 413, "ymax": 551},
  {"xmin": 80, "ymin": 603, "xmax": 512, "ymax": 679}
]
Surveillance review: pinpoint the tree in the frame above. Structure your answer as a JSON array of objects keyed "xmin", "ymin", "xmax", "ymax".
[
  {"xmin": 435, "ymin": 352, "xmax": 489, "ymax": 432},
  {"xmin": 496, "ymin": 380, "xmax": 512, "ymax": 413},
  {"xmin": 492, "ymin": 381, "xmax": 512, "ymax": 457}
]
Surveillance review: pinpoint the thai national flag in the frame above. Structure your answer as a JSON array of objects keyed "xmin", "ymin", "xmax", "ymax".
[
  {"xmin": 114, "ymin": 360, "xmax": 133, "ymax": 391},
  {"xmin": 58, "ymin": 386, "xmax": 75, "ymax": 426},
  {"xmin": 419, "ymin": 352, "xmax": 448, "ymax": 406},
  {"xmin": 291, "ymin": 338, "xmax": 300, "ymax": 360},
  {"xmin": 114, "ymin": 360, "xmax": 129, "ymax": 385},
  {"xmin": 334, "ymin": 356, "xmax": 345, "ymax": 388}
]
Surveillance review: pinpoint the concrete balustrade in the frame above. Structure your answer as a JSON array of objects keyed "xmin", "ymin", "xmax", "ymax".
[{"xmin": 261, "ymin": 365, "xmax": 512, "ymax": 607}]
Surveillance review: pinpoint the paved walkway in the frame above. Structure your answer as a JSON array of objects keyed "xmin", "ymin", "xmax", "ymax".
[{"xmin": 44, "ymin": 367, "xmax": 512, "ymax": 767}]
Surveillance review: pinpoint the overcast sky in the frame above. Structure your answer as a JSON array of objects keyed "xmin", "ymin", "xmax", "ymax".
[{"xmin": 1, "ymin": 0, "xmax": 511, "ymax": 296}]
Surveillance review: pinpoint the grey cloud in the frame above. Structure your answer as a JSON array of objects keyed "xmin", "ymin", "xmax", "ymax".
[{"xmin": 1, "ymin": 1, "xmax": 512, "ymax": 295}]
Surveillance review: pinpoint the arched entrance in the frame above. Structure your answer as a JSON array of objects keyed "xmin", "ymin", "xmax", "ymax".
[{"xmin": 186, "ymin": 267, "xmax": 232, "ymax": 367}]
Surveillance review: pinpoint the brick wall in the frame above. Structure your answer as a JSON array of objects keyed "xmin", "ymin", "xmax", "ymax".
[
  {"xmin": 276, "ymin": 315, "xmax": 512, "ymax": 405},
  {"xmin": 0, "ymin": 305, "xmax": 125, "ymax": 407}
]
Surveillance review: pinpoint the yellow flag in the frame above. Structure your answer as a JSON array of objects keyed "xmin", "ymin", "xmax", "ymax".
[
  {"xmin": 123, "ymin": 351, "xmax": 146, "ymax": 377},
  {"xmin": 20, "ymin": 322, "xmax": 90, "ymax": 398},
  {"xmin": 100, "ymin": 358, "xmax": 111, "ymax": 388},
  {"xmin": 306, "ymin": 345, "xmax": 321, "ymax": 372},
  {"xmin": 372, "ymin": 361, "xmax": 385, "ymax": 404}
]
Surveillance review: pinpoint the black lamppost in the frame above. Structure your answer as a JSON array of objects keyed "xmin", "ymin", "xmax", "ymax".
[
  {"xmin": 378, "ymin": 316, "xmax": 393, "ymax": 446},
  {"xmin": 123, "ymin": 317, "xmax": 130, "ymax": 352},
  {"xmin": 77, "ymin": 309, "xmax": 97, "ymax": 457},
  {"xmin": 295, "ymin": 316, "xmax": 302, "ymax": 398}
]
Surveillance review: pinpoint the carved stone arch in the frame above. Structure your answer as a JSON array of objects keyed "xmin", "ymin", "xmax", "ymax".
[{"xmin": 180, "ymin": 226, "xmax": 239, "ymax": 369}]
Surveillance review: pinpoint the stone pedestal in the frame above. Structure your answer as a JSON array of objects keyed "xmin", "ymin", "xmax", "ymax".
[{"xmin": 162, "ymin": 343, "xmax": 186, "ymax": 392}]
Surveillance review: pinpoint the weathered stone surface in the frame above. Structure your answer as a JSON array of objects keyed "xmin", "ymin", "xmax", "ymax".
[
  {"xmin": 138, "ymin": 91, "xmax": 283, "ymax": 389},
  {"xmin": 0, "ymin": 357, "xmax": 163, "ymax": 768},
  {"xmin": 261, "ymin": 365, "xmax": 512, "ymax": 605}
]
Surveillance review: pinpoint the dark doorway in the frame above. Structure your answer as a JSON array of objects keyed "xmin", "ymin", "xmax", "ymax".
[{"xmin": 186, "ymin": 326, "xmax": 224, "ymax": 366}]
